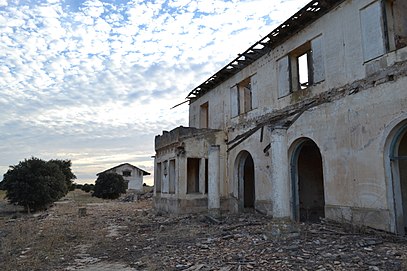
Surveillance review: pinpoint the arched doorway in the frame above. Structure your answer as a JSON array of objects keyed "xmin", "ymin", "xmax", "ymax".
[
  {"xmin": 235, "ymin": 151, "xmax": 255, "ymax": 210},
  {"xmin": 291, "ymin": 139, "xmax": 325, "ymax": 222},
  {"xmin": 389, "ymin": 123, "xmax": 407, "ymax": 234}
]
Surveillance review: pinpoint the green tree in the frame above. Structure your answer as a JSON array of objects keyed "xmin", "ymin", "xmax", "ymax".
[
  {"xmin": 49, "ymin": 159, "xmax": 76, "ymax": 191},
  {"xmin": 93, "ymin": 173, "xmax": 126, "ymax": 199},
  {"xmin": 2, "ymin": 157, "xmax": 68, "ymax": 211},
  {"xmin": 81, "ymin": 183, "xmax": 94, "ymax": 193}
]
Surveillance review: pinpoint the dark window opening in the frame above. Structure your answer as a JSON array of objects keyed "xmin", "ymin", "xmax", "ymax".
[
  {"xmin": 122, "ymin": 170, "xmax": 131, "ymax": 177},
  {"xmin": 231, "ymin": 76, "xmax": 254, "ymax": 117},
  {"xmin": 385, "ymin": 0, "xmax": 407, "ymax": 50},
  {"xmin": 169, "ymin": 159, "xmax": 176, "ymax": 194},
  {"xmin": 187, "ymin": 158, "xmax": 200, "ymax": 193},
  {"xmin": 156, "ymin": 162, "xmax": 162, "ymax": 193},
  {"xmin": 243, "ymin": 155, "xmax": 255, "ymax": 208},
  {"xmin": 239, "ymin": 77, "xmax": 252, "ymax": 113},
  {"xmin": 200, "ymin": 102, "xmax": 209, "ymax": 128}
]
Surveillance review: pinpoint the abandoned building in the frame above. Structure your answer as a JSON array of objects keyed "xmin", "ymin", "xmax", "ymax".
[
  {"xmin": 97, "ymin": 163, "xmax": 150, "ymax": 192},
  {"xmin": 153, "ymin": 0, "xmax": 407, "ymax": 234}
]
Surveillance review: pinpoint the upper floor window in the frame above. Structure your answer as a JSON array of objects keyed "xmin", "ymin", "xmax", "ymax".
[
  {"xmin": 278, "ymin": 35, "xmax": 325, "ymax": 97},
  {"xmin": 384, "ymin": 0, "xmax": 407, "ymax": 50},
  {"xmin": 199, "ymin": 102, "xmax": 209, "ymax": 128},
  {"xmin": 360, "ymin": 0, "xmax": 407, "ymax": 62},
  {"xmin": 122, "ymin": 170, "xmax": 131, "ymax": 177},
  {"xmin": 230, "ymin": 75, "xmax": 258, "ymax": 118}
]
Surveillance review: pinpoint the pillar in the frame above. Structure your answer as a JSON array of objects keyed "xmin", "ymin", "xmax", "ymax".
[
  {"xmin": 178, "ymin": 156, "xmax": 187, "ymax": 196},
  {"xmin": 208, "ymin": 145, "xmax": 220, "ymax": 216},
  {"xmin": 270, "ymin": 127, "xmax": 290, "ymax": 218},
  {"xmin": 199, "ymin": 158, "xmax": 206, "ymax": 194}
]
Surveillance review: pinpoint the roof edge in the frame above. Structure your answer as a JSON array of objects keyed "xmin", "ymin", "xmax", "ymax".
[{"xmin": 186, "ymin": 0, "xmax": 346, "ymax": 102}]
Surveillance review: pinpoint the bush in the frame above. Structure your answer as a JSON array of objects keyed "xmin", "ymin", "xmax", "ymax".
[
  {"xmin": 81, "ymin": 183, "xmax": 94, "ymax": 193},
  {"xmin": 2, "ymin": 157, "xmax": 70, "ymax": 211},
  {"xmin": 93, "ymin": 173, "xmax": 126, "ymax": 199}
]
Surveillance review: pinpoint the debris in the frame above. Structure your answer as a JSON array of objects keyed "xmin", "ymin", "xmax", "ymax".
[{"xmin": 2, "ymin": 194, "xmax": 407, "ymax": 271}]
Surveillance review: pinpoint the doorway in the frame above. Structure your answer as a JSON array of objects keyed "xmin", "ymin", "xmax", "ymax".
[
  {"xmin": 236, "ymin": 151, "xmax": 255, "ymax": 210},
  {"xmin": 389, "ymin": 123, "xmax": 407, "ymax": 234},
  {"xmin": 292, "ymin": 139, "xmax": 325, "ymax": 222}
]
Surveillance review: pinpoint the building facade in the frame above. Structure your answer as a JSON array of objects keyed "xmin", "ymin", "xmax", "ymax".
[
  {"xmin": 154, "ymin": 0, "xmax": 407, "ymax": 234},
  {"xmin": 97, "ymin": 163, "xmax": 150, "ymax": 192}
]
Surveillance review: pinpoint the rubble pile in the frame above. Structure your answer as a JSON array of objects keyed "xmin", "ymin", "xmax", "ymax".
[
  {"xmin": 1, "ymin": 196, "xmax": 407, "ymax": 271},
  {"xmin": 91, "ymin": 209, "xmax": 407, "ymax": 271}
]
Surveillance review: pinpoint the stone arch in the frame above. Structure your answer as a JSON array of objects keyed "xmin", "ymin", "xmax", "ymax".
[
  {"xmin": 290, "ymin": 138, "xmax": 325, "ymax": 222},
  {"xmin": 234, "ymin": 150, "xmax": 255, "ymax": 210},
  {"xmin": 385, "ymin": 120, "xmax": 407, "ymax": 234}
]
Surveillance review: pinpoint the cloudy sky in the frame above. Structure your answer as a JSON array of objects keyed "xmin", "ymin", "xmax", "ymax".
[{"xmin": 0, "ymin": 0, "xmax": 310, "ymax": 185}]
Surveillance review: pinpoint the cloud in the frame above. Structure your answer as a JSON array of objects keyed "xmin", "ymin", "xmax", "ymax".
[{"xmin": 0, "ymin": 0, "xmax": 310, "ymax": 184}]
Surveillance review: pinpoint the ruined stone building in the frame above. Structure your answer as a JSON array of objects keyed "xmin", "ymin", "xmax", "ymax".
[{"xmin": 154, "ymin": 0, "xmax": 407, "ymax": 234}]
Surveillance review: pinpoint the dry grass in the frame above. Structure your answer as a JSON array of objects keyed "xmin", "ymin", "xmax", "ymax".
[
  {"xmin": 2, "ymin": 189, "xmax": 406, "ymax": 271},
  {"xmin": 0, "ymin": 190, "xmax": 112, "ymax": 271},
  {"xmin": 60, "ymin": 189, "xmax": 105, "ymax": 204}
]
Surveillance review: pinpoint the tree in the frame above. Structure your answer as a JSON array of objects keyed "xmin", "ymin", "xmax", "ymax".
[
  {"xmin": 81, "ymin": 183, "xmax": 94, "ymax": 193},
  {"xmin": 93, "ymin": 173, "xmax": 126, "ymax": 199},
  {"xmin": 48, "ymin": 159, "xmax": 76, "ymax": 191},
  {"xmin": 2, "ymin": 157, "xmax": 69, "ymax": 211}
]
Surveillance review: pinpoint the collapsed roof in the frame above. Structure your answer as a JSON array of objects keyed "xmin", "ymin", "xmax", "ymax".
[{"xmin": 186, "ymin": 0, "xmax": 346, "ymax": 102}]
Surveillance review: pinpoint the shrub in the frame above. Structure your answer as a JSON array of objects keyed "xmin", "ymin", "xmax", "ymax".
[
  {"xmin": 74, "ymin": 183, "xmax": 83, "ymax": 190},
  {"xmin": 93, "ymin": 173, "xmax": 126, "ymax": 199},
  {"xmin": 2, "ymin": 157, "xmax": 68, "ymax": 211},
  {"xmin": 81, "ymin": 183, "xmax": 94, "ymax": 193}
]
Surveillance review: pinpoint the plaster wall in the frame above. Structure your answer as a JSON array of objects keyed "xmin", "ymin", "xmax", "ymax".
[
  {"xmin": 158, "ymin": 0, "xmax": 407, "ymax": 232},
  {"xmin": 107, "ymin": 164, "xmax": 144, "ymax": 192},
  {"xmin": 154, "ymin": 129, "xmax": 227, "ymax": 213},
  {"xmin": 188, "ymin": 0, "xmax": 401, "ymax": 131},
  {"xmin": 285, "ymin": 75, "xmax": 407, "ymax": 231}
]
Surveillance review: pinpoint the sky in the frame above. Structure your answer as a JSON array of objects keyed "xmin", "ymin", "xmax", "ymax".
[{"xmin": 0, "ymin": 0, "xmax": 310, "ymax": 185}]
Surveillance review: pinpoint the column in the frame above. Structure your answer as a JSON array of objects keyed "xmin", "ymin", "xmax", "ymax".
[
  {"xmin": 177, "ymin": 156, "xmax": 187, "ymax": 196},
  {"xmin": 199, "ymin": 158, "xmax": 206, "ymax": 194},
  {"xmin": 208, "ymin": 145, "xmax": 220, "ymax": 216},
  {"xmin": 270, "ymin": 127, "xmax": 290, "ymax": 218}
]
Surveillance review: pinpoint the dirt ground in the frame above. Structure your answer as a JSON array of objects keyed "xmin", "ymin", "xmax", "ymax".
[{"xmin": 1, "ymin": 190, "xmax": 407, "ymax": 271}]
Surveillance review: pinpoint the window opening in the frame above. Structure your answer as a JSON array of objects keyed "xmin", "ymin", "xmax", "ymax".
[
  {"xmin": 384, "ymin": 0, "xmax": 407, "ymax": 50},
  {"xmin": 169, "ymin": 159, "xmax": 176, "ymax": 194},
  {"xmin": 156, "ymin": 162, "xmax": 162, "ymax": 193},
  {"xmin": 122, "ymin": 170, "xmax": 131, "ymax": 177},
  {"xmin": 297, "ymin": 52, "xmax": 311, "ymax": 89},
  {"xmin": 243, "ymin": 154, "xmax": 255, "ymax": 208},
  {"xmin": 187, "ymin": 158, "xmax": 200, "ymax": 193},
  {"xmin": 239, "ymin": 77, "xmax": 252, "ymax": 113},
  {"xmin": 290, "ymin": 42, "xmax": 313, "ymax": 91},
  {"xmin": 200, "ymin": 102, "xmax": 209, "ymax": 128},
  {"xmin": 162, "ymin": 161, "xmax": 169, "ymax": 193}
]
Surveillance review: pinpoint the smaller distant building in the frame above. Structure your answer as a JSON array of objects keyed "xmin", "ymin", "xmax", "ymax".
[{"xmin": 97, "ymin": 163, "xmax": 150, "ymax": 192}]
